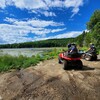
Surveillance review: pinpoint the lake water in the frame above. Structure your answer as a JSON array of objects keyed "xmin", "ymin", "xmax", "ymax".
[{"xmin": 0, "ymin": 48, "xmax": 53, "ymax": 57}]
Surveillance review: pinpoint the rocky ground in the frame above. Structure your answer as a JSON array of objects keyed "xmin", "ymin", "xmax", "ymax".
[{"xmin": 0, "ymin": 55, "xmax": 100, "ymax": 100}]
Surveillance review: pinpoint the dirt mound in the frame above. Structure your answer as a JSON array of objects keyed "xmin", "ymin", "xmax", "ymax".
[{"xmin": 0, "ymin": 56, "xmax": 100, "ymax": 100}]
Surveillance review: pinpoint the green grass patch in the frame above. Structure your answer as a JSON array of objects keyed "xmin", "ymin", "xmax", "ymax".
[
  {"xmin": 0, "ymin": 48, "xmax": 63, "ymax": 72},
  {"xmin": 78, "ymin": 46, "xmax": 88, "ymax": 51}
]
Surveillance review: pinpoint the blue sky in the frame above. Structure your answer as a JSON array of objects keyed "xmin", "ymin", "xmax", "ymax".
[{"xmin": 0, "ymin": 0, "xmax": 100, "ymax": 44}]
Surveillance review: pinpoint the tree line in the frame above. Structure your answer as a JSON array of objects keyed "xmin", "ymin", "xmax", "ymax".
[{"xmin": 0, "ymin": 38, "xmax": 75, "ymax": 48}]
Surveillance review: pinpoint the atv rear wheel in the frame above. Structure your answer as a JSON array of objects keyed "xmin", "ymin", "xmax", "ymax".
[
  {"xmin": 77, "ymin": 60, "xmax": 83, "ymax": 69},
  {"xmin": 93, "ymin": 55, "xmax": 97, "ymax": 61},
  {"xmin": 63, "ymin": 60, "xmax": 68, "ymax": 70},
  {"xmin": 85, "ymin": 55, "xmax": 91, "ymax": 61}
]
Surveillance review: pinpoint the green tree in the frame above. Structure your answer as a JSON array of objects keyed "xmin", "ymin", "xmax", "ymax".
[
  {"xmin": 92, "ymin": 22, "xmax": 100, "ymax": 49},
  {"xmin": 87, "ymin": 10, "xmax": 100, "ymax": 49},
  {"xmin": 87, "ymin": 10, "xmax": 100, "ymax": 31},
  {"xmin": 84, "ymin": 32, "xmax": 92, "ymax": 46}
]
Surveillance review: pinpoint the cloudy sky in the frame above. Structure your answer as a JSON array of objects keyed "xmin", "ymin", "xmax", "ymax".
[{"xmin": 0, "ymin": 0, "xmax": 100, "ymax": 44}]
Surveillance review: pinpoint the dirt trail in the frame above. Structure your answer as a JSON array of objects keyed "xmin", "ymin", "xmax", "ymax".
[{"xmin": 0, "ymin": 56, "xmax": 100, "ymax": 100}]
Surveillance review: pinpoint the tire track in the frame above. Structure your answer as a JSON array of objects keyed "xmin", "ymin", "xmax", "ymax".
[{"xmin": 0, "ymin": 56, "xmax": 100, "ymax": 100}]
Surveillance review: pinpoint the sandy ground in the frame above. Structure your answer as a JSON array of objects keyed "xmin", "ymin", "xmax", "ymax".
[{"xmin": 0, "ymin": 55, "xmax": 100, "ymax": 100}]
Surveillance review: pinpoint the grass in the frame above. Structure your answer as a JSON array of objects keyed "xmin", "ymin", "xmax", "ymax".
[
  {"xmin": 78, "ymin": 47, "xmax": 88, "ymax": 51},
  {"xmin": 0, "ymin": 48, "xmax": 62, "ymax": 72}
]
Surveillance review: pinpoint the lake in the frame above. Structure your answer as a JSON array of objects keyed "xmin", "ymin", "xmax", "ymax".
[{"xmin": 0, "ymin": 48, "xmax": 53, "ymax": 57}]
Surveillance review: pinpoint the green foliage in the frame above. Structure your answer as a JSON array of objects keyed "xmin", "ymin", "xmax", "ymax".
[
  {"xmin": 0, "ymin": 55, "xmax": 28, "ymax": 72},
  {"xmin": 92, "ymin": 22, "xmax": 100, "ymax": 49},
  {"xmin": 87, "ymin": 10, "xmax": 100, "ymax": 30},
  {"xmin": 0, "ymin": 48, "xmax": 63, "ymax": 72},
  {"xmin": 79, "ymin": 47, "xmax": 88, "ymax": 51},
  {"xmin": 0, "ymin": 38, "xmax": 75, "ymax": 48},
  {"xmin": 75, "ymin": 31, "xmax": 86, "ymax": 47},
  {"xmin": 84, "ymin": 32, "xmax": 92, "ymax": 46},
  {"xmin": 86, "ymin": 10, "xmax": 100, "ymax": 49}
]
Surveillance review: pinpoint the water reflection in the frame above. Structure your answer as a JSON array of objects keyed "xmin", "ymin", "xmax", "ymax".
[{"xmin": 0, "ymin": 48, "xmax": 52, "ymax": 57}]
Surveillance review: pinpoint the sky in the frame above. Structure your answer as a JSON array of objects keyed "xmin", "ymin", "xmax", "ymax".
[{"xmin": 0, "ymin": 0, "xmax": 100, "ymax": 44}]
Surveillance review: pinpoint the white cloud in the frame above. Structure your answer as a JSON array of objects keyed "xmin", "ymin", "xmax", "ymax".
[
  {"xmin": 65, "ymin": 0, "xmax": 83, "ymax": 8},
  {"xmin": 31, "ymin": 10, "xmax": 56, "ymax": 17},
  {"xmin": 0, "ymin": 17, "xmax": 65, "ymax": 44},
  {"xmin": 0, "ymin": 0, "xmax": 6, "ymax": 8},
  {"xmin": 0, "ymin": 19, "xmax": 82, "ymax": 44},
  {"xmin": 51, "ymin": 31, "xmax": 83, "ymax": 38},
  {"xmin": 4, "ymin": 17, "xmax": 17, "ymax": 23},
  {"xmin": 65, "ymin": 0, "xmax": 83, "ymax": 17},
  {"xmin": 44, "ymin": 0, "xmax": 64, "ymax": 8},
  {"xmin": 84, "ymin": 29, "xmax": 89, "ymax": 32},
  {"xmin": 0, "ymin": 0, "xmax": 84, "ymax": 17},
  {"xmin": 41, "ymin": 11, "xmax": 56, "ymax": 17},
  {"xmin": 0, "ymin": 0, "xmax": 85, "ymax": 44},
  {"xmin": 5, "ymin": 17, "xmax": 64, "ymax": 27},
  {"xmin": 30, "ymin": 31, "xmax": 83, "ymax": 41},
  {"xmin": 71, "ymin": 8, "xmax": 79, "ymax": 18},
  {"xmin": 51, "ymin": 28, "xmax": 66, "ymax": 33},
  {"xmin": 11, "ymin": 0, "xmax": 47, "ymax": 10}
]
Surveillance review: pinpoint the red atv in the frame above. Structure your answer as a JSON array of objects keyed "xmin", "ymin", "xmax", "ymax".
[{"xmin": 58, "ymin": 52, "xmax": 83, "ymax": 70}]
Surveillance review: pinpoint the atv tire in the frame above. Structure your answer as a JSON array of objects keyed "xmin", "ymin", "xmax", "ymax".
[
  {"xmin": 93, "ymin": 55, "xmax": 97, "ymax": 61},
  {"xmin": 85, "ymin": 55, "xmax": 91, "ymax": 61},
  {"xmin": 63, "ymin": 60, "xmax": 68, "ymax": 70},
  {"xmin": 58, "ymin": 57, "xmax": 63, "ymax": 64},
  {"xmin": 77, "ymin": 60, "xmax": 83, "ymax": 69}
]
